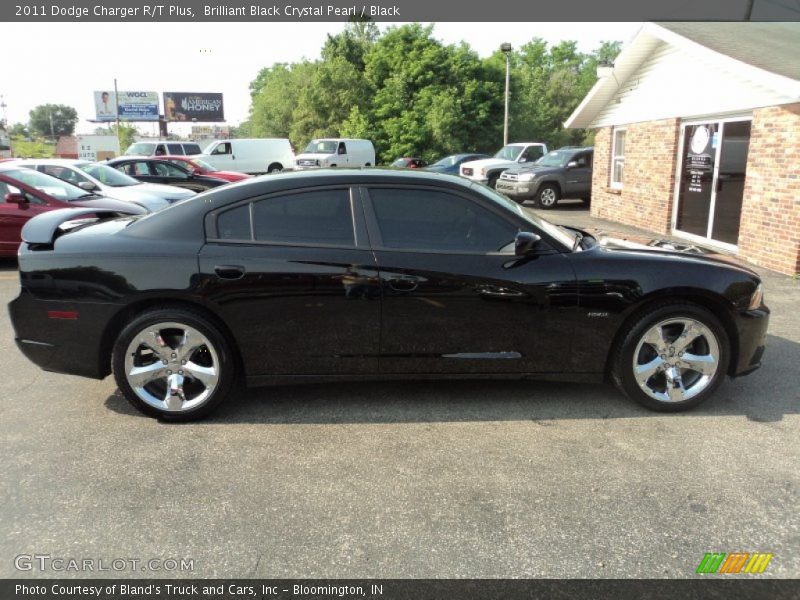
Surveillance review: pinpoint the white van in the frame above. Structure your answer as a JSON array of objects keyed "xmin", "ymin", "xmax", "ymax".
[
  {"xmin": 294, "ymin": 139, "xmax": 375, "ymax": 169},
  {"xmin": 196, "ymin": 138, "xmax": 294, "ymax": 174}
]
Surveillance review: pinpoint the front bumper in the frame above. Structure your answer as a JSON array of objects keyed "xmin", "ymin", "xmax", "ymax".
[
  {"xmin": 731, "ymin": 306, "xmax": 769, "ymax": 377},
  {"xmin": 496, "ymin": 179, "xmax": 536, "ymax": 198}
]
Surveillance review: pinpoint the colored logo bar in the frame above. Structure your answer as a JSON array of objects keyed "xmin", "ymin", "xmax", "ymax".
[{"xmin": 697, "ymin": 552, "xmax": 773, "ymax": 574}]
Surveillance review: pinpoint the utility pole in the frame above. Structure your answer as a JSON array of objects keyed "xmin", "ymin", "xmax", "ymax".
[
  {"xmin": 114, "ymin": 78, "xmax": 122, "ymax": 153},
  {"xmin": 501, "ymin": 43, "xmax": 512, "ymax": 146}
]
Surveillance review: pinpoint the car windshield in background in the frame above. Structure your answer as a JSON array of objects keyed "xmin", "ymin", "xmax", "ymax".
[
  {"xmin": 431, "ymin": 155, "xmax": 459, "ymax": 167},
  {"xmin": 391, "ymin": 159, "xmax": 407, "ymax": 167},
  {"xmin": 125, "ymin": 143, "xmax": 156, "ymax": 155},
  {"xmin": 191, "ymin": 158, "xmax": 218, "ymax": 172},
  {"xmin": 5, "ymin": 168, "xmax": 89, "ymax": 201},
  {"xmin": 536, "ymin": 150, "xmax": 573, "ymax": 168},
  {"xmin": 80, "ymin": 164, "xmax": 140, "ymax": 187},
  {"xmin": 494, "ymin": 145, "xmax": 524, "ymax": 161},
  {"xmin": 304, "ymin": 140, "xmax": 337, "ymax": 154},
  {"xmin": 471, "ymin": 183, "xmax": 578, "ymax": 249}
]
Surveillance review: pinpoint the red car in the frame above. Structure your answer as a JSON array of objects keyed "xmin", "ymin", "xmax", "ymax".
[
  {"xmin": 0, "ymin": 165, "xmax": 145, "ymax": 257},
  {"xmin": 160, "ymin": 155, "xmax": 251, "ymax": 183}
]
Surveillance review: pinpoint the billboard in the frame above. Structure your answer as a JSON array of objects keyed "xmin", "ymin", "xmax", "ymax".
[
  {"xmin": 93, "ymin": 91, "xmax": 159, "ymax": 122},
  {"xmin": 163, "ymin": 92, "xmax": 225, "ymax": 122}
]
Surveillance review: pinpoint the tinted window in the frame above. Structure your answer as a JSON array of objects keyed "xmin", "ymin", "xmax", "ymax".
[
  {"xmin": 253, "ymin": 189, "xmax": 354, "ymax": 246},
  {"xmin": 217, "ymin": 204, "xmax": 251, "ymax": 240},
  {"xmin": 153, "ymin": 162, "xmax": 188, "ymax": 178},
  {"xmin": 167, "ymin": 144, "xmax": 184, "ymax": 154},
  {"xmin": 184, "ymin": 144, "xmax": 202, "ymax": 154},
  {"xmin": 369, "ymin": 188, "xmax": 517, "ymax": 253}
]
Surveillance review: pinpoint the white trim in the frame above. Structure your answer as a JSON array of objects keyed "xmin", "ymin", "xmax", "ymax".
[{"xmin": 610, "ymin": 126, "xmax": 626, "ymax": 189}]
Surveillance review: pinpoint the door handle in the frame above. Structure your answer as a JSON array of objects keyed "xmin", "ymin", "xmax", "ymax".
[
  {"xmin": 387, "ymin": 276, "xmax": 419, "ymax": 292},
  {"xmin": 214, "ymin": 265, "xmax": 246, "ymax": 280}
]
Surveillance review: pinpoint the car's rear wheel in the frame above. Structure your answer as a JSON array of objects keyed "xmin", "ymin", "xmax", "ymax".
[
  {"xmin": 535, "ymin": 184, "xmax": 560, "ymax": 209},
  {"xmin": 611, "ymin": 303, "xmax": 729, "ymax": 411},
  {"xmin": 267, "ymin": 163, "xmax": 283, "ymax": 173},
  {"xmin": 112, "ymin": 308, "xmax": 235, "ymax": 421}
]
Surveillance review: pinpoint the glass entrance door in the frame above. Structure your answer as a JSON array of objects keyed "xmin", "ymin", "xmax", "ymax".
[{"xmin": 674, "ymin": 118, "xmax": 751, "ymax": 247}]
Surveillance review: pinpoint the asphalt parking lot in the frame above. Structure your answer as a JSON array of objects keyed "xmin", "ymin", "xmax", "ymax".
[{"xmin": 0, "ymin": 206, "xmax": 798, "ymax": 579}]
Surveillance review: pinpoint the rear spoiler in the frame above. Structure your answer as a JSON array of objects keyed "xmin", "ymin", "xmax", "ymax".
[{"xmin": 21, "ymin": 208, "xmax": 125, "ymax": 245}]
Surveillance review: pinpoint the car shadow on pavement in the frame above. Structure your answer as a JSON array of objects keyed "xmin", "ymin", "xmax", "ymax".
[
  {"xmin": 0, "ymin": 258, "xmax": 19, "ymax": 273},
  {"xmin": 104, "ymin": 334, "xmax": 798, "ymax": 425}
]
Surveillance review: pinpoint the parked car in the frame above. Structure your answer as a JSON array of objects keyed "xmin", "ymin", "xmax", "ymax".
[
  {"xmin": 295, "ymin": 139, "xmax": 375, "ymax": 169},
  {"xmin": 0, "ymin": 165, "xmax": 145, "ymax": 256},
  {"xmin": 195, "ymin": 139, "xmax": 294, "ymax": 174},
  {"xmin": 9, "ymin": 170, "xmax": 768, "ymax": 421},
  {"xmin": 424, "ymin": 153, "xmax": 490, "ymax": 175},
  {"xmin": 107, "ymin": 158, "xmax": 229, "ymax": 192},
  {"xmin": 391, "ymin": 157, "xmax": 427, "ymax": 169},
  {"xmin": 160, "ymin": 155, "xmax": 251, "ymax": 183},
  {"xmin": 13, "ymin": 159, "xmax": 191, "ymax": 205},
  {"xmin": 124, "ymin": 141, "xmax": 204, "ymax": 157},
  {"xmin": 497, "ymin": 147, "xmax": 593, "ymax": 208},
  {"xmin": 460, "ymin": 143, "xmax": 548, "ymax": 188}
]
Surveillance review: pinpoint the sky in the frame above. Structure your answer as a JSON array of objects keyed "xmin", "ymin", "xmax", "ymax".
[{"xmin": 1, "ymin": 22, "xmax": 642, "ymax": 136}]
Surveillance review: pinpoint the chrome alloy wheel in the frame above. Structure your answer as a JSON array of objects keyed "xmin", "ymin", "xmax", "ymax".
[
  {"xmin": 632, "ymin": 317, "xmax": 720, "ymax": 403},
  {"xmin": 123, "ymin": 322, "xmax": 220, "ymax": 412},
  {"xmin": 539, "ymin": 187, "xmax": 557, "ymax": 207}
]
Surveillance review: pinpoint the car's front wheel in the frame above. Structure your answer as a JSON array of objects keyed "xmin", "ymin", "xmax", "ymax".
[
  {"xmin": 611, "ymin": 303, "xmax": 730, "ymax": 411},
  {"xmin": 112, "ymin": 308, "xmax": 236, "ymax": 421},
  {"xmin": 535, "ymin": 184, "xmax": 560, "ymax": 209}
]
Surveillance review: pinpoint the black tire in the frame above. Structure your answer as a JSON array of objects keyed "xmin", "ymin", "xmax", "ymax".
[
  {"xmin": 364, "ymin": 163, "xmax": 371, "ymax": 167},
  {"xmin": 112, "ymin": 307, "xmax": 236, "ymax": 421},
  {"xmin": 487, "ymin": 174, "xmax": 500, "ymax": 189},
  {"xmin": 610, "ymin": 302, "xmax": 730, "ymax": 412},
  {"xmin": 267, "ymin": 163, "xmax": 283, "ymax": 174},
  {"xmin": 581, "ymin": 197, "xmax": 591, "ymax": 206},
  {"xmin": 535, "ymin": 184, "xmax": 560, "ymax": 209}
]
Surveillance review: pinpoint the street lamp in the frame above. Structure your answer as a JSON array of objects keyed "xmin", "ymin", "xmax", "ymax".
[{"xmin": 501, "ymin": 42, "xmax": 512, "ymax": 146}]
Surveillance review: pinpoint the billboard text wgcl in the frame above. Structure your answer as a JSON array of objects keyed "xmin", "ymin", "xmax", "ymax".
[
  {"xmin": 94, "ymin": 91, "xmax": 159, "ymax": 121},
  {"xmin": 164, "ymin": 92, "xmax": 225, "ymax": 122}
]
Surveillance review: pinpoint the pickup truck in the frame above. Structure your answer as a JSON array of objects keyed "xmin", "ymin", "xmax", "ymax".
[
  {"xmin": 459, "ymin": 142, "xmax": 548, "ymax": 188},
  {"xmin": 496, "ymin": 146, "xmax": 593, "ymax": 208}
]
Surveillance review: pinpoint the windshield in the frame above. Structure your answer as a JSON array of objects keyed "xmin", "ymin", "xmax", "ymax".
[
  {"xmin": 125, "ymin": 142, "xmax": 155, "ymax": 156},
  {"xmin": 4, "ymin": 168, "xmax": 90, "ymax": 201},
  {"xmin": 391, "ymin": 159, "xmax": 408, "ymax": 167},
  {"xmin": 190, "ymin": 158, "xmax": 217, "ymax": 172},
  {"xmin": 493, "ymin": 145, "xmax": 524, "ymax": 161},
  {"xmin": 471, "ymin": 183, "xmax": 578, "ymax": 249},
  {"xmin": 536, "ymin": 150, "xmax": 573, "ymax": 168},
  {"xmin": 431, "ymin": 155, "xmax": 459, "ymax": 167},
  {"xmin": 304, "ymin": 140, "xmax": 337, "ymax": 154},
  {"xmin": 79, "ymin": 163, "xmax": 140, "ymax": 187}
]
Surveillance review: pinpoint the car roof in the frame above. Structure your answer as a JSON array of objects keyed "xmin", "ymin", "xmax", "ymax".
[{"xmin": 10, "ymin": 158, "xmax": 90, "ymax": 167}]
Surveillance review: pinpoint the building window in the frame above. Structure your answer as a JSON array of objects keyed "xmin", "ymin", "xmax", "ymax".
[{"xmin": 611, "ymin": 127, "xmax": 626, "ymax": 188}]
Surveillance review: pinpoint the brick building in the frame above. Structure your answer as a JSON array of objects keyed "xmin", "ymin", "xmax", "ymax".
[{"xmin": 566, "ymin": 22, "xmax": 800, "ymax": 276}]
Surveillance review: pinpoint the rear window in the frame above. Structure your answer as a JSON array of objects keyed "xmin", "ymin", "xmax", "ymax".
[
  {"xmin": 184, "ymin": 144, "xmax": 201, "ymax": 155},
  {"xmin": 167, "ymin": 144, "xmax": 184, "ymax": 155}
]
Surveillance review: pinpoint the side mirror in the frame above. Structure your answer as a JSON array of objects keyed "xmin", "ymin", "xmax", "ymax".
[
  {"xmin": 5, "ymin": 192, "xmax": 28, "ymax": 205},
  {"xmin": 567, "ymin": 161, "xmax": 578, "ymax": 168},
  {"xmin": 78, "ymin": 181, "xmax": 98, "ymax": 191},
  {"xmin": 515, "ymin": 231, "xmax": 542, "ymax": 256}
]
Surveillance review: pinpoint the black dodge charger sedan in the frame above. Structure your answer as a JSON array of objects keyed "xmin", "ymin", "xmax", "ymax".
[{"xmin": 9, "ymin": 170, "xmax": 768, "ymax": 421}]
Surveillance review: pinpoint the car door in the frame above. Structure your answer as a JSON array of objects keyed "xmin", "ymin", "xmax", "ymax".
[
  {"xmin": 361, "ymin": 185, "xmax": 577, "ymax": 375},
  {"xmin": 0, "ymin": 181, "xmax": 54, "ymax": 254},
  {"xmin": 198, "ymin": 185, "xmax": 381, "ymax": 378},
  {"xmin": 337, "ymin": 142, "xmax": 349, "ymax": 166},
  {"xmin": 565, "ymin": 151, "xmax": 593, "ymax": 197},
  {"xmin": 209, "ymin": 142, "xmax": 235, "ymax": 170}
]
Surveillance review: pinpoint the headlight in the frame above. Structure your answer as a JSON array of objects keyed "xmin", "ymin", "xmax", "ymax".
[
  {"xmin": 518, "ymin": 173, "xmax": 536, "ymax": 182},
  {"xmin": 748, "ymin": 283, "xmax": 764, "ymax": 310}
]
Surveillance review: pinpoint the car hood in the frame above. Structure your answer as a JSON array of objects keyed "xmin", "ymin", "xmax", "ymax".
[
  {"xmin": 504, "ymin": 164, "xmax": 561, "ymax": 176},
  {"xmin": 585, "ymin": 227, "xmax": 758, "ymax": 275},
  {"xmin": 461, "ymin": 158, "xmax": 517, "ymax": 172},
  {"xmin": 98, "ymin": 187, "xmax": 171, "ymax": 211},
  {"xmin": 137, "ymin": 182, "xmax": 196, "ymax": 201}
]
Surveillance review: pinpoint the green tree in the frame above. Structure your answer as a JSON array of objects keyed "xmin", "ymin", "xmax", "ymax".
[
  {"xmin": 28, "ymin": 104, "xmax": 78, "ymax": 139},
  {"xmin": 8, "ymin": 122, "xmax": 30, "ymax": 138},
  {"xmin": 108, "ymin": 123, "xmax": 137, "ymax": 153}
]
